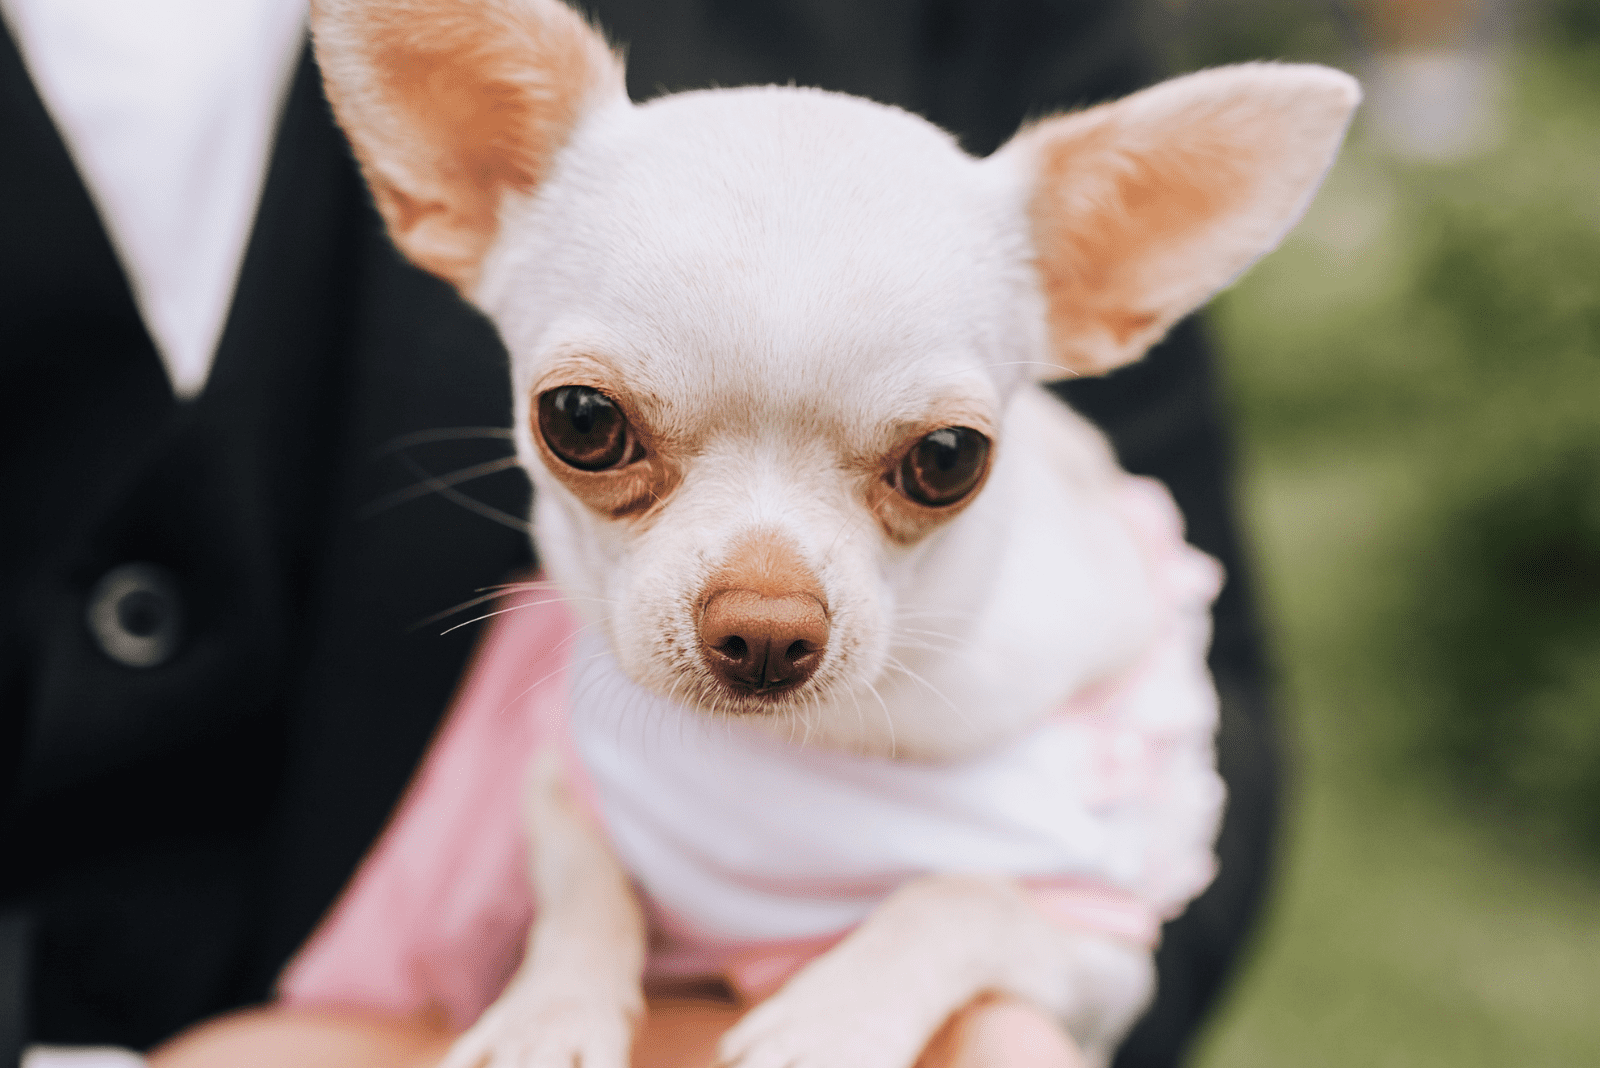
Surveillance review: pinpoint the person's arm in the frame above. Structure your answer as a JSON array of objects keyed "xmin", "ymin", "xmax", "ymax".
[
  {"xmin": 146, "ymin": 1006, "xmax": 449, "ymax": 1068},
  {"xmin": 144, "ymin": 996, "xmax": 1085, "ymax": 1068}
]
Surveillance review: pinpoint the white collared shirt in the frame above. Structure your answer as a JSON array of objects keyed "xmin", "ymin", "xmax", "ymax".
[{"xmin": 1, "ymin": 0, "xmax": 308, "ymax": 399}]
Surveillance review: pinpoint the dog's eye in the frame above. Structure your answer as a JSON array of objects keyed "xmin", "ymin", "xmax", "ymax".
[
  {"xmin": 538, "ymin": 386, "xmax": 633, "ymax": 471},
  {"xmin": 898, "ymin": 427, "xmax": 990, "ymax": 507}
]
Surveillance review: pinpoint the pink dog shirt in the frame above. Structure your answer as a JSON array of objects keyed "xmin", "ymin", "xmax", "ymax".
[{"xmin": 279, "ymin": 476, "xmax": 1224, "ymax": 1030}]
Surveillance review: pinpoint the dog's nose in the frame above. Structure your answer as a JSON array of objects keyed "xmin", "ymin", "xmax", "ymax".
[{"xmin": 700, "ymin": 588, "xmax": 829, "ymax": 693}]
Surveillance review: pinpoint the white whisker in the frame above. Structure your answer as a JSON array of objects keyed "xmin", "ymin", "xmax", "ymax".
[
  {"xmin": 389, "ymin": 452, "xmax": 534, "ymax": 535},
  {"xmin": 496, "ymin": 647, "xmax": 611, "ymax": 720},
  {"xmin": 862, "ymin": 677, "xmax": 895, "ymax": 757},
  {"xmin": 375, "ymin": 425, "xmax": 516, "ymax": 456},
  {"xmin": 475, "ymin": 579, "xmax": 566, "ymax": 593},
  {"xmin": 883, "ymin": 653, "xmax": 966, "ymax": 726},
  {"xmin": 409, "ymin": 580, "xmax": 611, "ymax": 631},
  {"xmin": 845, "ymin": 680, "xmax": 867, "ymax": 741},
  {"xmin": 437, "ymin": 595, "xmax": 615, "ymax": 636},
  {"xmin": 363, "ymin": 455, "xmax": 523, "ymax": 516}
]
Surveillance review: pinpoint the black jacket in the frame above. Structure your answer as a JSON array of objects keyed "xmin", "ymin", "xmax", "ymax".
[{"xmin": 0, "ymin": 4, "xmax": 1279, "ymax": 1066}]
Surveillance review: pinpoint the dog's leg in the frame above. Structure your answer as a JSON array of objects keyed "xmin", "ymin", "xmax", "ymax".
[
  {"xmin": 717, "ymin": 875, "xmax": 1152, "ymax": 1068},
  {"xmin": 440, "ymin": 751, "xmax": 646, "ymax": 1068}
]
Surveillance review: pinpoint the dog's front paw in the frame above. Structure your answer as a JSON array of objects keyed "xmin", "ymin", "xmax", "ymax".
[
  {"xmin": 438, "ymin": 985, "xmax": 635, "ymax": 1068},
  {"xmin": 716, "ymin": 966, "xmax": 946, "ymax": 1068}
]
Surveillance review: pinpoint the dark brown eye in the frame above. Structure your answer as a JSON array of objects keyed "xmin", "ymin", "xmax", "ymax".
[
  {"xmin": 537, "ymin": 386, "xmax": 632, "ymax": 471},
  {"xmin": 898, "ymin": 427, "xmax": 990, "ymax": 507}
]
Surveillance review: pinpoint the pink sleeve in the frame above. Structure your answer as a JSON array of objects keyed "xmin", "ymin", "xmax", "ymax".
[{"xmin": 276, "ymin": 587, "xmax": 582, "ymax": 1031}]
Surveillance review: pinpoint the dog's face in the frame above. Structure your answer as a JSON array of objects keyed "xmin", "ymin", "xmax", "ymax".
[
  {"xmin": 312, "ymin": 0, "xmax": 1357, "ymax": 753},
  {"xmin": 483, "ymin": 87, "xmax": 1030, "ymax": 722}
]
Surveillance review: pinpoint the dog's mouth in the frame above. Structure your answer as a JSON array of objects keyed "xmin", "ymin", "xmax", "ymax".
[{"xmin": 694, "ymin": 672, "xmax": 825, "ymax": 714}]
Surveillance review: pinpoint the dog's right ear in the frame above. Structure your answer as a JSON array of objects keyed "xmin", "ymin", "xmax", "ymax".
[{"xmin": 311, "ymin": 0, "xmax": 626, "ymax": 293}]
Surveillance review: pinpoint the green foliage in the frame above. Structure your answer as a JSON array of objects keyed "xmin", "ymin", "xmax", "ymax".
[
  {"xmin": 1549, "ymin": 0, "xmax": 1600, "ymax": 45},
  {"xmin": 1190, "ymin": 35, "xmax": 1600, "ymax": 1068},
  {"xmin": 1217, "ymin": 42, "xmax": 1600, "ymax": 857},
  {"xmin": 1389, "ymin": 189, "xmax": 1600, "ymax": 848},
  {"xmin": 1144, "ymin": 0, "xmax": 1354, "ymax": 71},
  {"xmin": 1406, "ymin": 445, "xmax": 1600, "ymax": 847},
  {"xmin": 1165, "ymin": 14, "xmax": 1600, "ymax": 1063},
  {"xmin": 1413, "ymin": 204, "xmax": 1600, "ymax": 366}
]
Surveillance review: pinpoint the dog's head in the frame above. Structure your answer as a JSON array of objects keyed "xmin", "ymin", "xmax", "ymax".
[{"xmin": 313, "ymin": 0, "xmax": 1356, "ymax": 751}]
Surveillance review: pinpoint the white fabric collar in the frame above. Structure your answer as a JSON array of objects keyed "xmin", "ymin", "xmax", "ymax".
[
  {"xmin": 1, "ymin": 0, "xmax": 308, "ymax": 399},
  {"xmin": 566, "ymin": 624, "xmax": 1221, "ymax": 948}
]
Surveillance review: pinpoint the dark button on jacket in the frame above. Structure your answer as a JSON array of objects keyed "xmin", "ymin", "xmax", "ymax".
[{"xmin": 85, "ymin": 563, "xmax": 185, "ymax": 670}]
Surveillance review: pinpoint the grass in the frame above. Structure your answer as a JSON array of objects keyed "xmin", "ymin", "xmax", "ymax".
[{"xmin": 1186, "ymin": 38, "xmax": 1600, "ymax": 1068}]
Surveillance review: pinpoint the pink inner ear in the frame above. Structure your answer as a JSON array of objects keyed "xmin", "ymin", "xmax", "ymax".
[
  {"xmin": 329, "ymin": 0, "xmax": 621, "ymax": 289},
  {"xmin": 1013, "ymin": 65, "xmax": 1361, "ymax": 377},
  {"xmin": 1029, "ymin": 113, "xmax": 1253, "ymax": 369}
]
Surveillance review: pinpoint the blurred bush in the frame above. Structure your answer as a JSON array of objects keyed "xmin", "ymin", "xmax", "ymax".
[
  {"xmin": 1180, "ymin": 3, "xmax": 1600, "ymax": 857},
  {"xmin": 1408, "ymin": 444, "xmax": 1600, "ymax": 850},
  {"xmin": 1155, "ymin": 7, "xmax": 1600, "ymax": 1062},
  {"xmin": 1394, "ymin": 183, "xmax": 1600, "ymax": 848},
  {"xmin": 1549, "ymin": 0, "xmax": 1600, "ymax": 44}
]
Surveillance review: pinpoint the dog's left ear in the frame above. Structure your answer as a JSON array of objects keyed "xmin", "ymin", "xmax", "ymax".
[
  {"xmin": 311, "ymin": 0, "xmax": 626, "ymax": 294},
  {"xmin": 996, "ymin": 63, "xmax": 1359, "ymax": 376}
]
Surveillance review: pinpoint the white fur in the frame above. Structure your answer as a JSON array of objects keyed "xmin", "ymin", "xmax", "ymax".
[
  {"xmin": 438, "ymin": 752, "xmax": 644, "ymax": 1068},
  {"xmin": 309, "ymin": 2, "xmax": 1358, "ymax": 1064}
]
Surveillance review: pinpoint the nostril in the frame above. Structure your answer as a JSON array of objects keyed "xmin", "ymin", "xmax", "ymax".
[{"xmin": 699, "ymin": 586, "xmax": 829, "ymax": 695}]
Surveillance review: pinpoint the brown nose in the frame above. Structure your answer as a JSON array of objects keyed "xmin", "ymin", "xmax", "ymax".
[{"xmin": 700, "ymin": 588, "xmax": 829, "ymax": 694}]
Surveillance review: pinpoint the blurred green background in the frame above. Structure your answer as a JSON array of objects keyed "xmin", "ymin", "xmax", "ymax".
[{"xmin": 1144, "ymin": 2, "xmax": 1600, "ymax": 1065}]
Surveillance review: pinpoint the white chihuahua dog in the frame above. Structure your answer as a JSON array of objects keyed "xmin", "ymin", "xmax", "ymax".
[{"xmin": 307, "ymin": 1, "xmax": 1356, "ymax": 1066}]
